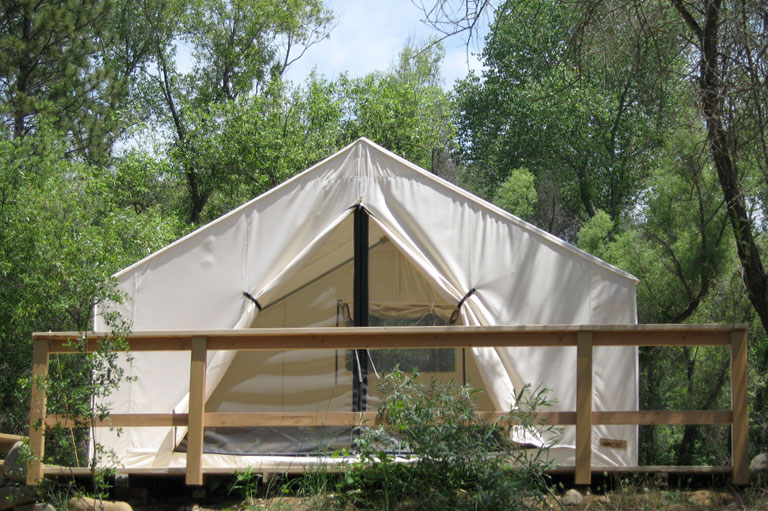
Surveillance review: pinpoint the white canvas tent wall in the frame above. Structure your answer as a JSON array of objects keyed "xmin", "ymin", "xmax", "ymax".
[{"xmin": 95, "ymin": 137, "xmax": 639, "ymax": 470}]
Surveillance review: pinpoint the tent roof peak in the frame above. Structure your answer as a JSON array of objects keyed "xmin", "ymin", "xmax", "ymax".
[{"xmin": 113, "ymin": 138, "xmax": 637, "ymax": 284}]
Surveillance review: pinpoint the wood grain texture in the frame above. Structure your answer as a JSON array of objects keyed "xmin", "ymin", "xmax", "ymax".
[
  {"xmin": 185, "ymin": 337, "xmax": 207, "ymax": 486},
  {"xmin": 575, "ymin": 331, "xmax": 593, "ymax": 485},
  {"xmin": 27, "ymin": 339, "xmax": 49, "ymax": 485}
]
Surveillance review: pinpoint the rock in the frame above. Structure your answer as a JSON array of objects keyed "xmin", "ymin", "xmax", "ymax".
[
  {"xmin": 591, "ymin": 495, "xmax": 610, "ymax": 505},
  {"xmin": 749, "ymin": 453, "xmax": 768, "ymax": 473},
  {"xmin": 724, "ymin": 502, "xmax": 743, "ymax": 511},
  {"xmin": 3, "ymin": 441, "xmax": 28, "ymax": 483},
  {"xmin": 0, "ymin": 483, "xmax": 38, "ymax": 510},
  {"xmin": 688, "ymin": 490, "xmax": 719, "ymax": 507},
  {"xmin": 562, "ymin": 489, "xmax": 584, "ymax": 506},
  {"xmin": 16, "ymin": 503, "xmax": 56, "ymax": 511},
  {"xmin": 68, "ymin": 496, "xmax": 133, "ymax": 511}
]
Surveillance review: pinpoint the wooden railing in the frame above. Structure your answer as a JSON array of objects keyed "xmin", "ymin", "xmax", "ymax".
[{"xmin": 27, "ymin": 325, "xmax": 749, "ymax": 486}]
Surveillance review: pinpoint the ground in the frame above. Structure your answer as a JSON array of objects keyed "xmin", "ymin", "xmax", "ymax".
[{"xmin": 120, "ymin": 485, "xmax": 768, "ymax": 511}]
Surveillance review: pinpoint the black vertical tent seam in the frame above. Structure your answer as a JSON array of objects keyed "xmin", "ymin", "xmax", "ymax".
[{"xmin": 352, "ymin": 205, "xmax": 369, "ymax": 412}]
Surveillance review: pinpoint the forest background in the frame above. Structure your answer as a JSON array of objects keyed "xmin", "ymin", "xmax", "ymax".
[{"xmin": 1, "ymin": 0, "xmax": 767, "ymax": 468}]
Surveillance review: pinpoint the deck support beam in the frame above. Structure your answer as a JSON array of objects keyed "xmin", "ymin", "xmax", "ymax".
[
  {"xmin": 575, "ymin": 331, "xmax": 593, "ymax": 485},
  {"xmin": 731, "ymin": 328, "xmax": 749, "ymax": 485},
  {"xmin": 27, "ymin": 339, "xmax": 49, "ymax": 485},
  {"xmin": 186, "ymin": 336, "xmax": 207, "ymax": 486}
]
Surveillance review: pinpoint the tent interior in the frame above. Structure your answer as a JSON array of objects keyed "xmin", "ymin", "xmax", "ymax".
[{"xmin": 175, "ymin": 210, "xmax": 498, "ymax": 456}]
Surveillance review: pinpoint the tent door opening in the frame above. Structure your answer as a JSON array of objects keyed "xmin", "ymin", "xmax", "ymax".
[{"xmin": 175, "ymin": 210, "xmax": 485, "ymax": 456}]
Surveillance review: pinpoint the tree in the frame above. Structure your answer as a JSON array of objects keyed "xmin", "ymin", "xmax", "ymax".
[
  {"xmin": 138, "ymin": 0, "xmax": 334, "ymax": 223},
  {"xmin": 493, "ymin": 167, "xmax": 537, "ymax": 221},
  {"xmin": 428, "ymin": 0, "xmax": 768, "ymax": 364},
  {"xmin": 453, "ymin": 0, "xmax": 677, "ymax": 238},
  {"xmin": 337, "ymin": 44, "xmax": 456, "ymax": 177},
  {"xmin": 184, "ymin": 78, "xmax": 347, "ymax": 221},
  {"xmin": 577, "ymin": 116, "xmax": 734, "ymax": 464},
  {"xmin": 666, "ymin": 0, "xmax": 768, "ymax": 335},
  {"xmin": 0, "ymin": 126, "xmax": 179, "ymax": 435},
  {"xmin": 0, "ymin": 0, "xmax": 157, "ymax": 162}
]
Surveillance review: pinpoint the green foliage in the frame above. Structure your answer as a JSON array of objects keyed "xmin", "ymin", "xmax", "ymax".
[
  {"xmin": 455, "ymin": 0, "xmax": 679, "ymax": 236},
  {"xmin": 229, "ymin": 467, "xmax": 261, "ymax": 501},
  {"xmin": 576, "ymin": 210, "xmax": 614, "ymax": 259},
  {"xmin": 137, "ymin": 0, "xmax": 335, "ymax": 223},
  {"xmin": 574, "ymin": 115, "xmax": 738, "ymax": 464},
  {"xmin": 0, "ymin": 0, "xmax": 157, "ymax": 161},
  {"xmin": 18, "ymin": 312, "xmax": 135, "ymax": 501},
  {"xmin": 493, "ymin": 167, "xmax": 537, "ymax": 221},
  {"xmin": 0, "ymin": 126, "xmax": 178, "ymax": 436},
  {"xmin": 337, "ymin": 44, "xmax": 456, "ymax": 176},
  {"xmin": 338, "ymin": 371, "xmax": 556, "ymax": 511},
  {"xmin": 173, "ymin": 80, "xmax": 346, "ymax": 222}
]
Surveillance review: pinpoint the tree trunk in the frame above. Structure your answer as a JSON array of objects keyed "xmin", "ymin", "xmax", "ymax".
[{"xmin": 671, "ymin": 0, "xmax": 768, "ymax": 333}]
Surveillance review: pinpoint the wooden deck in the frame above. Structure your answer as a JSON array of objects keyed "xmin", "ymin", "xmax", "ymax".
[{"xmin": 26, "ymin": 324, "xmax": 750, "ymax": 487}]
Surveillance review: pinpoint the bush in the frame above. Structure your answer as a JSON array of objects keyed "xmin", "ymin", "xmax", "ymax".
[{"xmin": 339, "ymin": 370, "xmax": 558, "ymax": 510}]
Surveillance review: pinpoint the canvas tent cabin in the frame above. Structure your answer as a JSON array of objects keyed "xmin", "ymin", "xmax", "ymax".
[{"xmin": 94, "ymin": 137, "xmax": 639, "ymax": 471}]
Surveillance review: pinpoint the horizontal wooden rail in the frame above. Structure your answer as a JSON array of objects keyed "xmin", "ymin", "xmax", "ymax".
[
  {"xmin": 27, "ymin": 324, "xmax": 749, "ymax": 487},
  {"xmin": 33, "ymin": 324, "xmax": 737, "ymax": 352},
  {"xmin": 44, "ymin": 409, "xmax": 735, "ymax": 429},
  {"xmin": 0, "ymin": 432, "xmax": 25, "ymax": 453}
]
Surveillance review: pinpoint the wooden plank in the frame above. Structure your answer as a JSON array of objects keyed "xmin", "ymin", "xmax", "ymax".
[
  {"xmin": 41, "ymin": 409, "xmax": 736, "ymax": 430},
  {"xmin": 27, "ymin": 338, "xmax": 49, "ymax": 485},
  {"xmin": 593, "ymin": 331, "xmax": 730, "ymax": 346},
  {"xmin": 34, "ymin": 324, "xmax": 746, "ymax": 353},
  {"xmin": 186, "ymin": 337, "xmax": 207, "ymax": 486},
  {"xmin": 205, "ymin": 412, "xmax": 379, "ymax": 427},
  {"xmin": 34, "ymin": 323, "xmax": 746, "ymax": 340},
  {"xmin": 203, "ymin": 411, "xmax": 578, "ymax": 427},
  {"xmin": 45, "ymin": 413, "xmax": 188, "ymax": 428},
  {"xmin": 0, "ymin": 433, "xmax": 25, "ymax": 453},
  {"xmin": 40, "ymin": 463, "xmax": 734, "ymax": 478},
  {"xmin": 575, "ymin": 331, "xmax": 593, "ymax": 485},
  {"xmin": 730, "ymin": 328, "xmax": 749, "ymax": 485},
  {"xmin": 593, "ymin": 410, "xmax": 732, "ymax": 425},
  {"xmin": 479, "ymin": 411, "xmax": 577, "ymax": 425},
  {"xmin": 47, "ymin": 337, "xmax": 191, "ymax": 353}
]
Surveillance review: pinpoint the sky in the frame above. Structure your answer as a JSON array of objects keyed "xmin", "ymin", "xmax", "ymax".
[{"xmin": 281, "ymin": 0, "xmax": 490, "ymax": 89}]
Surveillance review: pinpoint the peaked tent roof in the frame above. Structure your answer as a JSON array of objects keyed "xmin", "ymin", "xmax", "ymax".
[{"xmin": 98, "ymin": 137, "xmax": 636, "ymax": 332}]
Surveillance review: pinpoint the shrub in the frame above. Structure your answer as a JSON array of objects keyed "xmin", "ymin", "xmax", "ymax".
[{"xmin": 340, "ymin": 370, "xmax": 558, "ymax": 510}]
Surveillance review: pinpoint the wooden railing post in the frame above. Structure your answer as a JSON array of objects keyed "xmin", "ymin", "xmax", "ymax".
[
  {"xmin": 27, "ymin": 338, "xmax": 49, "ymax": 485},
  {"xmin": 186, "ymin": 336, "xmax": 207, "ymax": 486},
  {"xmin": 575, "ymin": 331, "xmax": 593, "ymax": 485},
  {"xmin": 731, "ymin": 328, "xmax": 749, "ymax": 485}
]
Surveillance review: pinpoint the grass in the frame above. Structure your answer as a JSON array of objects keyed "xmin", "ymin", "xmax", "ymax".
[{"xmin": 121, "ymin": 477, "xmax": 768, "ymax": 511}]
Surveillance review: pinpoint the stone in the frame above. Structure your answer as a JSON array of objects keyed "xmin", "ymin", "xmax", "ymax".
[
  {"xmin": 688, "ymin": 490, "xmax": 718, "ymax": 507},
  {"xmin": 0, "ymin": 483, "xmax": 37, "ymax": 511},
  {"xmin": 724, "ymin": 502, "xmax": 743, "ymax": 511},
  {"xmin": 749, "ymin": 453, "xmax": 768, "ymax": 473},
  {"xmin": 561, "ymin": 489, "xmax": 584, "ymax": 506},
  {"xmin": 16, "ymin": 503, "xmax": 56, "ymax": 511},
  {"xmin": 68, "ymin": 496, "xmax": 133, "ymax": 511},
  {"xmin": 3, "ymin": 441, "xmax": 28, "ymax": 483}
]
